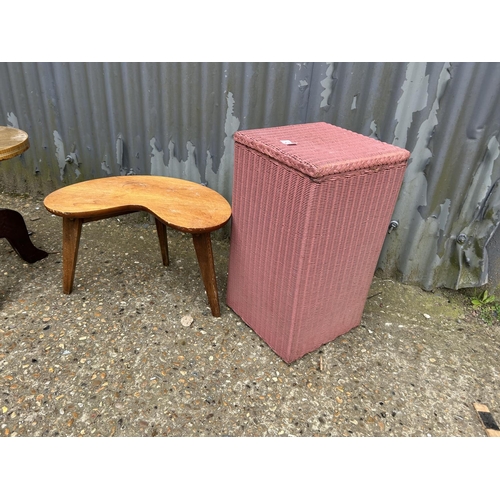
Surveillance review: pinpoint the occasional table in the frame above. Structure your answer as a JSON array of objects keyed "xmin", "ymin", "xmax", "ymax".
[
  {"xmin": 0, "ymin": 126, "xmax": 48, "ymax": 263},
  {"xmin": 44, "ymin": 175, "xmax": 232, "ymax": 317}
]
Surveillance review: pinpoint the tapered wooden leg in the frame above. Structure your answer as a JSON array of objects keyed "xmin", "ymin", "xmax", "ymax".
[
  {"xmin": 155, "ymin": 218, "xmax": 169, "ymax": 266},
  {"xmin": 192, "ymin": 232, "xmax": 220, "ymax": 317},
  {"xmin": 62, "ymin": 217, "xmax": 82, "ymax": 294}
]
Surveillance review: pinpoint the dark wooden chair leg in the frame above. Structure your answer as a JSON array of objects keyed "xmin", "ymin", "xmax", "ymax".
[
  {"xmin": 0, "ymin": 208, "xmax": 48, "ymax": 263},
  {"xmin": 192, "ymin": 232, "xmax": 220, "ymax": 317},
  {"xmin": 62, "ymin": 217, "xmax": 82, "ymax": 294},
  {"xmin": 155, "ymin": 218, "xmax": 169, "ymax": 266}
]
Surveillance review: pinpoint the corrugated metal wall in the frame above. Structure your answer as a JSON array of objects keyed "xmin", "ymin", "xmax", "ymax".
[{"xmin": 1, "ymin": 62, "xmax": 500, "ymax": 291}]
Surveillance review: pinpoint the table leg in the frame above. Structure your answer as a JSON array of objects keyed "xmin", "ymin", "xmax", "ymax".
[
  {"xmin": 62, "ymin": 217, "xmax": 82, "ymax": 294},
  {"xmin": 0, "ymin": 208, "xmax": 48, "ymax": 263},
  {"xmin": 155, "ymin": 218, "xmax": 169, "ymax": 266},
  {"xmin": 192, "ymin": 232, "xmax": 220, "ymax": 317}
]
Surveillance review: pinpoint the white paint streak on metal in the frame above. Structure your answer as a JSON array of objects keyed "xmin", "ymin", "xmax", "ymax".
[
  {"xmin": 402, "ymin": 63, "xmax": 451, "ymax": 211},
  {"xmin": 206, "ymin": 91, "xmax": 240, "ymax": 203},
  {"xmin": 393, "ymin": 62, "xmax": 429, "ymax": 148},
  {"xmin": 6, "ymin": 112, "xmax": 19, "ymax": 129},
  {"xmin": 101, "ymin": 157, "xmax": 111, "ymax": 175},
  {"xmin": 423, "ymin": 199, "xmax": 452, "ymax": 283},
  {"xmin": 398, "ymin": 63, "xmax": 451, "ymax": 211},
  {"xmin": 116, "ymin": 134, "xmax": 124, "ymax": 172},
  {"xmin": 455, "ymin": 137, "xmax": 500, "ymax": 288},
  {"xmin": 351, "ymin": 95, "xmax": 357, "ymax": 110},
  {"xmin": 149, "ymin": 137, "xmax": 201, "ymax": 184},
  {"xmin": 299, "ymin": 80, "xmax": 309, "ymax": 91},
  {"xmin": 205, "ymin": 151, "xmax": 213, "ymax": 176},
  {"xmin": 53, "ymin": 130, "xmax": 66, "ymax": 181},
  {"xmin": 150, "ymin": 138, "xmax": 166, "ymax": 177},
  {"xmin": 369, "ymin": 120, "xmax": 378, "ymax": 138},
  {"xmin": 319, "ymin": 63, "xmax": 334, "ymax": 109},
  {"xmin": 380, "ymin": 63, "xmax": 452, "ymax": 284},
  {"xmin": 437, "ymin": 199, "xmax": 451, "ymax": 233},
  {"xmin": 171, "ymin": 141, "xmax": 201, "ymax": 183},
  {"xmin": 460, "ymin": 135, "xmax": 500, "ymax": 219}
]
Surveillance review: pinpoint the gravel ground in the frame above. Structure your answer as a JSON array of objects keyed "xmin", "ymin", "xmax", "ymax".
[{"xmin": 1, "ymin": 189, "xmax": 499, "ymax": 438}]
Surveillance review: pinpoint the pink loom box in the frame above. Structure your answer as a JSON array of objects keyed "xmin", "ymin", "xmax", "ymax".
[{"xmin": 226, "ymin": 122, "xmax": 410, "ymax": 363}]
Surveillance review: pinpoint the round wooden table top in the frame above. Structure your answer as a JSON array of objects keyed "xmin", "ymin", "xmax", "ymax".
[
  {"xmin": 0, "ymin": 126, "xmax": 30, "ymax": 161},
  {"xmin": 44, "ymin": 175, "xmax": 232, "ymax": 233}
]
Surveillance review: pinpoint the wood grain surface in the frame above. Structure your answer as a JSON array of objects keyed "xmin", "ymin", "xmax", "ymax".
[
  {"xmin": 44, "ymin": 175, "xmax": 231, "ymax": 316},
  {"xmin": 0, "ymin": 126, "xmax": 30, "ymax": 161},
  {"xmin": 44, "ymin": 175, "xmax": 231, "ymax": 233}
]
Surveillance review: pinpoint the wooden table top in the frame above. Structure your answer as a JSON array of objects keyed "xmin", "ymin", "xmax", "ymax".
[
  {"xmin": 44, "ymin": 175, "xmax": 232, "ymax": 233},
  {"xmin": 0, "ymin": 126, "xmax": 30, "ymax": 161}
]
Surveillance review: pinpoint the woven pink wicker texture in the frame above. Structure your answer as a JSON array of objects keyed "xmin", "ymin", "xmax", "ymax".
[{"xmin": 227, "ymin": 122, "xmax": 410, "ymax": 363}]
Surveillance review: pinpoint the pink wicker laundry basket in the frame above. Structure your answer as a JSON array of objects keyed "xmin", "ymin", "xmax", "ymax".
[{"xmin": 226, "ymin": 122, "xmax": 410, "ymax": 363}]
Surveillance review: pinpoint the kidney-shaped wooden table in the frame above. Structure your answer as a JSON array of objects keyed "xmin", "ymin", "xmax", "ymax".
[
  {"xmin": 44, "ymin": 175, "xmax": 232, "ymax": 317},
  {"xmin": 0, "ymin": 126, "xmax": 48, "ymax": 263}
]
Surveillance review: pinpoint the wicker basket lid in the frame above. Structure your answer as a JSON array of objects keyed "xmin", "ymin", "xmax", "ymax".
[{"xmin": 234, "ymin": 122, "xmax": 410, "ymax": 179}]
